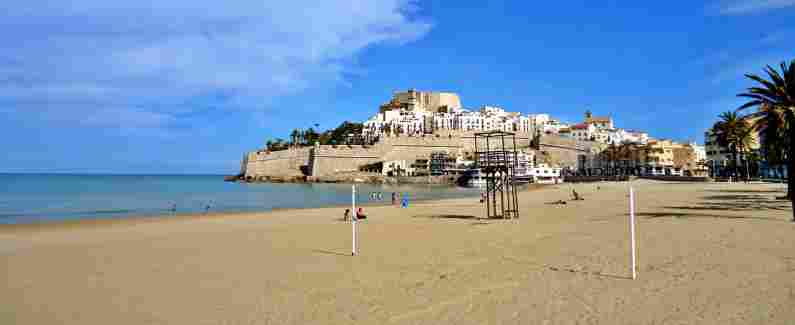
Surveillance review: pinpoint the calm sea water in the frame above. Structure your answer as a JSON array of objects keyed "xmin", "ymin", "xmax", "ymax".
[{"xmin": 0, "ymin": 174, "xmax": 480, "ymax": 224}]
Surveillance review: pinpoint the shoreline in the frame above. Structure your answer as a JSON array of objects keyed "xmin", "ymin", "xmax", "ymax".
[
  {"xmin": 1, "ymin": 185, "xmax": 554, "ymax": 232},
  {"xmin": 0, "ymin": 183, "xmax": 549, "ymax": 232},
  {"xmin": 0, "ymin": 180, "xmax": 504, "ymax": 229}
]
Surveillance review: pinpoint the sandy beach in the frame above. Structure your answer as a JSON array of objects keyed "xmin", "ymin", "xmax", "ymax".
[{"xmin": 2, "ymin": 180, "xmax": 793, "ymax": 324}]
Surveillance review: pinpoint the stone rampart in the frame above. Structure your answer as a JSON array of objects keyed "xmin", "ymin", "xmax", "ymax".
[
  {"xmin": 381, "ymin": 136, "xmax": 464, "ymax": 162},
  {"xmin": 310, "ymin": 144, "xmax": 387, "ymax": 177},
  {"xmin": 243, "ymin": 148, "xmax": 311, "ymax": 180},
  {"xmin": 241, "ymin": 133, "xmax": 596, "ymax": 180}
]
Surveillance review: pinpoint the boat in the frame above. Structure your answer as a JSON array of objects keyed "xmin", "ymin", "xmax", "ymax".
[
  {"xmin": 460, "ymin": 168, "xmax": 528, "ymax": 187},
  {"xmin": 529, "ymin": 164, "xmax": 563, "ymax": 184},
  {"xmin": 462, "ymin": 169, "xmax": 486, "ymax": 188}
]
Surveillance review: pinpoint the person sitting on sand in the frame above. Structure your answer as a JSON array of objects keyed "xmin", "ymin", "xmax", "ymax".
[
  {"xmin": 356, "ymin": 207, "xmax": 367, "ymax": 219},
  {"xmin": 571, "ymin": 189, "xmax": 583, "ymax": 201}
]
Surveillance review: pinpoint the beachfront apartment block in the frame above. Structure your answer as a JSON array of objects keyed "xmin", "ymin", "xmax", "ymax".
[
  {"xmin": 703, "ymin": 125, "xmax": 779, "ymax": 178},
  {"xmin": 576, "ymin": 139, "xmax": 703, "ymax": 176}
]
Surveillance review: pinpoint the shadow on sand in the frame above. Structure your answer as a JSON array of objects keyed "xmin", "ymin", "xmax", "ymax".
[
  {"xmin": 546, "ymin": 266, "xmax": 633, "ymax": 280},
  {"xmin": 414, "ymin": 214, "xmax": 516, "ymax": 226},
  {"xmin": 636, "ymin": 212, "xmax": 786, "ymax": 222},
  {"xmin": 311, "ymin": 249, "xmax": 353, "ymax": 257},
  {"xmin": 414, "ymin": 214, "xmax": 479, "ymax": 220},
  {"xmin": 706, "ymin": 188, "xmax": 785, "ymax": 194},
  {"xmin": 635, "ymin": 189, "xmax": 791, "ymax": 222}
]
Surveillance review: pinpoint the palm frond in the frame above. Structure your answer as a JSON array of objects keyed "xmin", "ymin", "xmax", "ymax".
[
  {"xmin": 737, "ymin": 99, "xmax": 763, "ymax": 111},
  {"xmin": 764, "ymin": 65, "xmax": 786, "ymax": 89}
]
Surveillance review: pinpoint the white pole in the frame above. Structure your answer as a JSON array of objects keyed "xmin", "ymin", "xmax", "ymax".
[
  {"xmin": 352, "ymin": 184, "xmax": 357, "ymax": 256},
  {"xmin": 629, "ymin": 186, "xmax": 637, "ymax": 280}
]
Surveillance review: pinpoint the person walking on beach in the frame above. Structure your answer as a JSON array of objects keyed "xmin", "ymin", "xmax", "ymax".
[{"xmin": 392, "ymin": 192, "xmax": 397, "ymax": 206}]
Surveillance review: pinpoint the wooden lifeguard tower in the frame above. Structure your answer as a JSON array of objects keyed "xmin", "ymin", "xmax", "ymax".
[{"xmin": 473, "ymin": 130, "xmax": 520, "ymax": 219}]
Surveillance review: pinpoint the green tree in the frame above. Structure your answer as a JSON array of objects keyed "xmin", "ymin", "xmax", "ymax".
[
  {"xmin": 304, "ymin": 128, "xmax": 319, "ymax": 145},
  {"xmin": 737, "ymin": 60, "xmax": 795, "ymax": 221},
  {"xmin": 713, "ymin": 111, "xmax": 752, "ymax": 178},
  {"xmin": 751, "ymin": 104, "xmax": 789, "ymax": 181},
  {"xmin": 736, "ymin": 122, "xmax": 757, "ymax": 181},
  {"xmin": 289, "ymin": 129, "xmax": 300, "ymax": 147}
]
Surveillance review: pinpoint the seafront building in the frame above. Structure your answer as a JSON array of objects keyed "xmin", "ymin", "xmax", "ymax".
[
  {"xmin": 576, "ymin": 139, "xmax": 706, "ymax": 177},
  {"xmin": 704, "ymin": 121, "xmax": 785, "ymax": 179}
]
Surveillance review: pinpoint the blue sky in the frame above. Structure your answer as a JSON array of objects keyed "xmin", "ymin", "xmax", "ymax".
[{"xmin": 1, "ymin": 0, "xmax": 794, "ymax": 174}]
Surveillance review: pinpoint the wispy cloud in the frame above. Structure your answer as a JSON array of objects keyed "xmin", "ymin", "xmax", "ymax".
[
  {"xmin": 0, "ymin": 0, "xmax": 432, "ymax": 129},
  {"xmin": 712, "ymin": 0, "xmax": 795, "ymax": 15}
]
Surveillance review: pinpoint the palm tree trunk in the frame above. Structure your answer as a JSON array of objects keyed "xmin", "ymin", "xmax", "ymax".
[
  {"xmin": 732, "ymin": 150, "xmax": 738, "ymax": 180},
  {"xmin": 790, "ymin": 128, "xmax": 795, "ymax": 221}
]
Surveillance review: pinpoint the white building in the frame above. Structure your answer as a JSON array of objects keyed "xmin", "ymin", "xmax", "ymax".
[
  {"xmin": 570, "ymin": 123, "xmax": 596, "ymax": 142},
  {"xmin": 607, "ymin": 128, "xmax": 625, "ymax": 144},
  {"xmin": 529, "ymin": 164, "xmax": 562, "ymax": 184},
  {"xmin": 623, "ymin": 130, "xmax": 650, "ymax": 144},
  {"xmin": 690, "ymin": 141, "xmax": 706, "ymax": 163},
  {"xmin": 364, "ymin": 90, "xmax": 573, "ymax": 138}
]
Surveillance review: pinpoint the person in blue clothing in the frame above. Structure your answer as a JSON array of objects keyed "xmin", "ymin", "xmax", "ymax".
[{"xmin": 401, "ymin": 193, "xmax": 409, "ymax": 208}]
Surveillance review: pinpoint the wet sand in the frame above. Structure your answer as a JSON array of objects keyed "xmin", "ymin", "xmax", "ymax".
[{"xmin": 2, "ymin": 180, "xmax": 794, "ymax": 324}]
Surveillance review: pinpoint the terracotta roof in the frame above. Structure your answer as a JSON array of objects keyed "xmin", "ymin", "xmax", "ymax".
[{"xmin": 571, "ymin": 123, "xmax": 590, "ymax": 130}]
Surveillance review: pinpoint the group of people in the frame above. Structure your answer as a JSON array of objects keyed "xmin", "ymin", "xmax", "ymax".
[
  {"xmin": 342, "ymin": 191, "xmax": 412, "ymax": 221},
  {"xmin": 343, "ymin": 207, "xmax": 367, "ymax": 221}
]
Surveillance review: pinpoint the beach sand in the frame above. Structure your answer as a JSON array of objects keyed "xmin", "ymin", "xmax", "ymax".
[{"xmin": 2, "ymin": 180, "xmax": 794, "ymax": 324}]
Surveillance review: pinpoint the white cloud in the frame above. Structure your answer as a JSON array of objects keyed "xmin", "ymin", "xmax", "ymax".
[
  {"xmin": 713, "ymin": 0, "xmax": 795, "ymax": 15},
  {"xmin": 0, "ymin": 0, "xmax": 431, "ymax": 126}
]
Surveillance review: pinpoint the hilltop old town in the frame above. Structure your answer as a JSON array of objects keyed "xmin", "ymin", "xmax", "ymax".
[{"xmin": 240, "ymin": 89, "xmax": 785, "ymax": 183}]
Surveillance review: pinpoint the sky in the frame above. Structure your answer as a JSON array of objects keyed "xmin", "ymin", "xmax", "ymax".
[{"xmin": 1, "ymin": 0, "xmax": 794, "ymax": 174}]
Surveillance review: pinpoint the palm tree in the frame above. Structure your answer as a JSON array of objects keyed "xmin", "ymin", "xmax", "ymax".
[
  {"xmin": 289, "ymin": 129, "xmax": 300, "ymax": 147},
  {"xmin": 737, "ymin": 60, "xmax": 795, "ymax": 221},
  {"xmin": 713, "ymin": 111, "xmax": 751, "ymax": 178},
  {"xmin": 736, "ymin": 124, "xmax": 757, "ymax": 181},
  {"xmin": 751, "ymin": 104, "xmax": 788, "ymax": 181}
]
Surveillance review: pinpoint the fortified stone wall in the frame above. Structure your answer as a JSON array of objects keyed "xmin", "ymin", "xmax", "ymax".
[
  {"xmin": 310, "ymin": 144, "xmax": 389, "ymax": 177},
  {"xmin": 241, "ymin": 133, "xmax": 596, "ymax": 179},
  {"xmin": 536, "ymin": 135, "xmax": 596, "ymax": 168},
  {"xmin": 243, "ymin": 148, "xmax": 311, "ymax": 179},
  {"xmin": 381, "ymin": 136, "xmax": 464, "ymax": 162}
]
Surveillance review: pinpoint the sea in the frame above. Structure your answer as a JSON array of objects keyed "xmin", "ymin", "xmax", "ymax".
[{"xmin": 0, "ymin": 174, "xmax": 481, "ymax": 225}]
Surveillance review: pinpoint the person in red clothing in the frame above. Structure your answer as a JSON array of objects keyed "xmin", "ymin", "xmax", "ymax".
[{"xmin": 356, "ymin": 207, "xmax": 367, "ymax": 219}]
